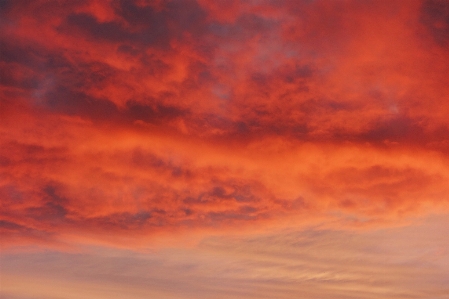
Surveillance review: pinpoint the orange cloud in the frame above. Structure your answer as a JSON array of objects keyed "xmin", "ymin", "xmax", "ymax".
[{"xmin": 1, "ymin": 0, "xmax": 449, "ymax": 249}]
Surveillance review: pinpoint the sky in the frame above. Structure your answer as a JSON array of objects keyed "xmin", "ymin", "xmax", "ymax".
[{"xmin": 1, "ymin": 0, "xmax": 449, "ymax": 298}]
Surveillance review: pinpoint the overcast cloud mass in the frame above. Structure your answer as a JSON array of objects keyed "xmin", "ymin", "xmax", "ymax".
[{"xmin": 1, "ymin": 0, "xmax": 449, "ymax": 298}]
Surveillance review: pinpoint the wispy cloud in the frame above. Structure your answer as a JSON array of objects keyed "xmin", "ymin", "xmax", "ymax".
[{"xmin": 2, "ymin": 215, "xmax": 448, "ymax": 298}]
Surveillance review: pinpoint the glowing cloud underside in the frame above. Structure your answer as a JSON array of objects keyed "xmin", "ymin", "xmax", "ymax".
[{"xmin": 1, "ymin": 1, "xmax": 449, "ymax": 298}]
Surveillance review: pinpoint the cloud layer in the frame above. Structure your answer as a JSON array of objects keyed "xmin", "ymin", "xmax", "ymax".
[
  {"xmin": 1, "ymin": 0, "xmax": 449, "ymax": 248},
  {"xmin": 2, "ymin": 215, "xmax": 449, "ymax": 298}
]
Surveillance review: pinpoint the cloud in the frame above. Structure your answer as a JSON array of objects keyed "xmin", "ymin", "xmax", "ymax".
[
  {"xmin": 421, "ymin": 0, "xmax": 449, "ymax": 46},
  {"xmin": 1, "ymin": 215, "xmax": 448, "ymax": 298},
  {"xmin": 1, "ymin": 0, "xmax": 449, "ymax": 249},
  {"xmin": 2, "ymin": 107, "xmax": 448, "ymax": 248}
]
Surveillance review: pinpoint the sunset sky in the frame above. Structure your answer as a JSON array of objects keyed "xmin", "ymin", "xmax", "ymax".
[{"xmin": 1, "ymin": 0, "xmax": 449, "ymax": 298}]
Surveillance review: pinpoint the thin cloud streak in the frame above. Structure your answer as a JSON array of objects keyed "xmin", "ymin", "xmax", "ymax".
[{"xmin": 1, "ymin": 214, "xmax": 449, "ymax": 299}]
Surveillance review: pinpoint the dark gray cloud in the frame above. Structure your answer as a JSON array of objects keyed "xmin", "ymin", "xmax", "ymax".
[{"xmin": 421, "ymin": 0, "xmax": 449, "ymax": 46}]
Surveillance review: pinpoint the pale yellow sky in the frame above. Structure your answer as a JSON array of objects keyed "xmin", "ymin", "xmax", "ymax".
[{"xmin": 2, "ymin": 213, "xmax": 448, "ymax": 299}]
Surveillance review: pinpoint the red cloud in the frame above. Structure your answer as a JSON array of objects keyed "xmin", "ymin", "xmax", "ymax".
[{"xmin": 1, "ymin": 0, "xmax": 449, "ymax": 248}]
